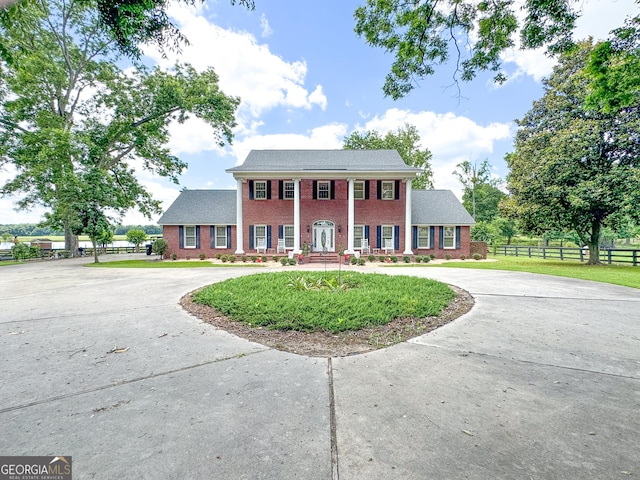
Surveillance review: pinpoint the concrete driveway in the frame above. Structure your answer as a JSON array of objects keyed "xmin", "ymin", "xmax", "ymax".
[{"xmin": 1, "ymin": 257, "xmax": 639, "ymax": 479}]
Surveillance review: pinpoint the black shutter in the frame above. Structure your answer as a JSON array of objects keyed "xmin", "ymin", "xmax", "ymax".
[
  {"xmin": 195, "ymin": 226, "xmax": 201, "ymax": 248},
  {"xmin": 330, "ymin": 180, "xmax": 336, "ymax": 200},
  {"xmin": 376, "ymin": 225, "xmax": 381, "ymax": 249},
  {"xmin": 278, "ymin": 225, "xmax": 283, "ymax": 239},
  {"xmin": 430, "ymin": 226, "xmax": 435, "ymax": 249},
  {"xmin": 377, "ymin": 181, "xmax": 382, "ymax": 199},
  {"xmin": 267, "ymin": 225, "xmax": 272, "ymax": 249},
  {"xmin": 179, "ymin": 226, "xmax": 184, "ymax": 249},
  {"xmin": 249, "ymin": 225, "xmax": 254, "ymax": 250},
  {"xmin": 364, "ymin": 180, "xmax": 370, "ymax": 199},
  {"xmin": 278, "ymin": 180, "xmax": 283, "ymax": 199},
  {"xmin": 210, "ymin": 226, "xmax": 215, "ymax": 248},
  {"xmin": 456, "ymin": 226, "xmax": 461, "ymax": 249},
  {"xmin": 364, "ymin": 225, "xmax": 370, "ymax": 242},
  {"xmin": 412, "ymin": 226, "xmax": 418, "ymax": 249},
  {"xmin": 439, "ymin": 227, "xmax": 444, "ymax": 250},
  {"xmin": 394, "ymin": 225, "xmax": 400, "ymax": 250},
  {"xmin": 227, "ymin": 226, "xmax": 232, "ymax": 249},
  {"xmin": 395, "ymin": 180, "xmax": 400, "ymax": 200},
  {"xmin": 266, "ymin": 180, "xmax": 272, "ymax": 199},
  {"xmin": 248, "ymin": 180, "xmax": 254, "ymax": 200},
  {"xmin": 313, "ymin": 180, "xmax": 318, "ymax": 200}
]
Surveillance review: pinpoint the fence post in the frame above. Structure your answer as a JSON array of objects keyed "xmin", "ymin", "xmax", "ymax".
[
  {"xmin": 607, "ymin": 249, "xmax": 612, "ymax": 265},
  {"xmin": 634, "ymin": 250, "xmax": 637, "ymax": 267},
  {"xmin": 560, "ymin": 248, "xmax": 563, "ymax": 260},
  {"xmin": 542, "ymin": 247, "xmax": 546, "ymax": 259}
]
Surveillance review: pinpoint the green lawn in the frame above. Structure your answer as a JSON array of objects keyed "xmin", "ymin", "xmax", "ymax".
[
  {"xmin": 84, "ymin": 260, "xmax": 264, "ymax": 268},
  {"xmin": 424, "ymin": 255, "xmax": 640, "ymax": 289},
  {"xmin": 193, "ymin": 271, "xmax": 455, "ymax": 333}
]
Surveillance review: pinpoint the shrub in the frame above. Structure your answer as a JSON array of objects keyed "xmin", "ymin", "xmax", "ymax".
[
  {"xmin": 445, "ymin": 254, "xmax": 452, "ymax": 260},
  {"xmin": 472, "ymin": 253, "xmax": 482, "ymax": 260},
  {"xmin": 403, "ymin": 256, "xmax": 411, "ymax": 263},
  {"xmin": 280, "ymin": 257, "xmax": 289, "ymax": 266},
  {"xmin": 430, "ymin": 254, "xmax": 435, "ymax": 260},
  {"xmin": 229, "ymin": 255, "xmax": 236, "ymax": 263},
  {"xmin": 199, "ymin": 253, "xmax": 206, "ymax": 260},
  {"xmin": 350, "ymin": 256, "xmax": 357, "ymax": 265},
  {"xmin": 251, "ymin": 255, "xmax": 257, "ymax": 262},
  {"xmin": 288, "ymin": 258, "xmax": 297, "ymax": 266},
  {"xmin": 391, "ymin": 256, "xmax": 398, "ymax": 263},
  {"xmin": 215, "ymin": 253, "xmax": 222, "ymax": 260},
  {"xmin": 11, "ymin": 242, "xmax": 32, "ymax": 261},
  {"xmin": 171, "ymin": 253, "xmax": 177, "ymax": 260},
  {"xmin": 151, "ymin": 239, "xmax": 168, "ymax": 258},
  {"xmin": 272, "ymin": 256, "xmax": 279, "ymax": 262},
  {"xmin": 368, "ymin": 254, "xmax": 375, "ymax": 262},
  {"xmin": 459, "ymin": 255, "xmax": 466, "ymax": 261},
  {"xmin": 185, "ymin": 256, "xmax": 191, "ymax": 261},
  {"xmin": 422, "ymin": 255, "xmax": 430, "ymax": 263},
  {"xmin": 261, "ymin": 256, "xmax": 268, "ymax": 263},
  {"xmin": 378, "ymin": 256, "xmax": 386, "ymax": 262},
  {"xmin": 241, "ymin": 255, "xmax": 248, "ymax": 262},
  {"xmin": 415, "ymin": 255, "xmax": 422, "ymax": 263},
  {"xmin": 125, "ymin": 229, "xmax": 147, "ymax": 253},
  {"xmin": 358, "ymin": 258, "xmax": 366, "ymax": 266},
  {"xmin": 221, "ymin": 255, "xmax": 228, "ymax": 263}
]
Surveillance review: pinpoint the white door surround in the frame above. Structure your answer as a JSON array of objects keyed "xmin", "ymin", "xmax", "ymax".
[{"xmin": 312, "ymin": 220, "xmax": 335, "ymax": 252}]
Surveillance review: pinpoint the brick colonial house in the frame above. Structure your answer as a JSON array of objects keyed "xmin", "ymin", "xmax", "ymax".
[{"xmin": 158, "ymin": 150, "xmax": 475, "ymax": 259}]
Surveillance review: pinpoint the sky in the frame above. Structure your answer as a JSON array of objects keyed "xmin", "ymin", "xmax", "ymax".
[{"xmin": 0, "ymin": 0, "xmax": 637, "ymax": 225}]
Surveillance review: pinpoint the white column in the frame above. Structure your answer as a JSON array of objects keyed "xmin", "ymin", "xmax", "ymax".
[
  {"xmin": 403, "ymin": 179, "xmax": 413, "ymax": 255},
  {"xmin": 293, "ymin": 178, "xmax": 301, "ymax": 252},
  {"xmin": 347, "ymin": 178, "xmax": 355, "ymax": 253},
  {"xmin": 235, "ymin": 178, "xmax": 245, "ymax": 254}
]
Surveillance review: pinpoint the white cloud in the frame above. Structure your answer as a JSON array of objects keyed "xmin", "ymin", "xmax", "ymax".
[
  {"xmin": 230, "ymin": 123, "xmax": 348, "ymax": 166},
  {"xmin": 354, "ymin": 108, "xmax": 513, "ymax": 198},
  {"xmin": 260, "ymin": 13, "xmax": 273, "ymax": 38},
  {"xmin": 167, "ymin": 117, "xmax": 229, "ymax": 155}
]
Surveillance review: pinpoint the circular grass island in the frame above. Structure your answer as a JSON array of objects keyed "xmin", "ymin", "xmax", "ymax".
[{"xmin": 181, "ymin": 271, "xmax": 473, "ymax": 357}]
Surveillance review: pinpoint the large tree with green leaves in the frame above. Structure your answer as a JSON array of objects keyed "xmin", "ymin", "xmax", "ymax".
[
  {"xmin": 353, "ymin": 0, "xmax": 639, "ymax": 99},
  {"xmin": 503, "ymin": 40, "xmax": 640, "ymax": 264},
  {"xmin": 343, "ymin": 124, "xmax": 434, "ymax": 189},
  {"xmin": 0, "ymin": 0, "xmax": 239, "ymax": 255}
]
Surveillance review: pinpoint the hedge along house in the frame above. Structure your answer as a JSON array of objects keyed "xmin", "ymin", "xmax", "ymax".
[{"xmin": 158, "ymin": 150, "xmax": 475, "ymax": 259}]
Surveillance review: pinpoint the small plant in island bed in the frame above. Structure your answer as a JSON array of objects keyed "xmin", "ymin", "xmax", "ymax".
[{"xmin": 192, "ymin": 272, "xmax": 455, "ymax": 333}]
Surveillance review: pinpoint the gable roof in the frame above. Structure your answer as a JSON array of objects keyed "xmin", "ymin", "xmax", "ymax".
[
  {"xmin": 158, "ymin": 189, "xmax": 475, "ymax": 226},
  {"xmin": 412, "ymin": 190, "xmax": 475, "ymax": 225},
  {"xmin": 157, "ymin": 190, "xmax": 236, "ymax": 225},
  {"xmin": 227, "ymin": 150, "xmax": 422, "ymax": 177}
]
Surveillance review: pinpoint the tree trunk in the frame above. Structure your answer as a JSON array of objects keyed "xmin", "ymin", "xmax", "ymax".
[
  {"xmin": 63, "ymin": 219, "xmax": 79, "ymax": 257},
  {"xmin": 91, "ymin": 237, "xmax": 99, "ymax": 263},
  {"xmin": 587, "ymin": 221, "xmax": 601, "ymax": 265}
]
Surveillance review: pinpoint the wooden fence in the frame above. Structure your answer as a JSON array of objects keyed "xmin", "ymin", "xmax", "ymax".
[
  {"xmin": 0, "ymin": 246, "xmax": 146, "ymax": 261},
  {"xmin": 495, "ymin": 245, "xmax": 640, "ymax": 266}
]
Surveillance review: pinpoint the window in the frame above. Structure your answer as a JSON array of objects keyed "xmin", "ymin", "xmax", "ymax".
[
  {"xmin": 254, "ymin": 225, "xmax": 267, "ymax": 248},
  {"xmin": 317, "ymin": 181, "xmax": 330, "ymax": 199},
  {"xmin": 184, "ymin": 226, "xmax": 196, "ymax": 248},
  {"xmin": 215, "ymin": 226, "xmax": 227, "ymax": 248},
  {"xmin": 353, "ymin": 225, "xmax": 364, "ymax": 248},
  {"xmin": 417, "ymin": 226, "xmax": 430, "ymax": 248},
  {"xmin": 382, "ymin": 225, "xmax": 394, "ymax": 246},
  {"xmin": 284, "ymin": 225, "xmax": 294, "ymax": 248},
  {"xmin": 381, "ymin": 181, "xmax": 394, "ymax": 200},
  {"xmin": 284, "ymin": 181, "xmax": 295, "ymax": 200},
  {"xmin": 443, "ymin": 226, "xmax": 455, "ymax": 249},
  {"xmin": 353, "ymin": 181, "xmax": 364, "ymax": 200},
  {"xmin": 254, "ymin": 181, "xmax": 267, "ymax": 199}
]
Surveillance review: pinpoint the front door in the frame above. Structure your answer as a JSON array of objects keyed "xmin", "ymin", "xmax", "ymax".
[{"xmin": 312, "ymin": 221, "xmax": 335, "ymax": 252}]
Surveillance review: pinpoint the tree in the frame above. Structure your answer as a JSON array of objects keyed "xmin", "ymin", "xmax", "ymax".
[
  {"xmin": 152, "ymin": 238, "xmax": 168, "ymax": 258},
  {"xmin": 343, "ymin": 124, "xmax": 434, "ymax": 189},
  {"xmin": 0, "ymin": 0, "xmax": 239, "ymax": 256},
  {"xmin": 126, "ymin": 229, "xmax": 148, "ymax": 253},
  {"xmin": 453, "ymin": 159, "xmax": 499, "ymax": 220},
  {"xmin": 0, "ymin": 0, "xmax": 255, "ymax": 60},
  {"xmin": 504, "ymin": 41, "xmax": 640, "ymax": 264},
  {"xmin": 353, "ymin": 0, "xmax": 637, "ymax": 99},
  {"xmin": 462, "ymin": 183, "xmax": 507, "ymax": 223}
]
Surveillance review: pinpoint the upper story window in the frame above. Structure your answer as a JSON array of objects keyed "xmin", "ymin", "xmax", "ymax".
[
  {"xmin": 284, "ymin": 181, "xmax": 295, "ymax": 199},
  {"xmin": 317, "ymin": 181, "xmax": 330, "ymax": 200},
  {"xmin": 381, "ymin": 181, "xmax": 394, "ymax": 200},
  {"xmin": 443, "ymin": 226, "xmax": 456, "ymax": 249},
  {"xmin": 254, "ymin": 181, "xmax": 267, "ymax": 200},
  {"xmin": 353, "ymin": 181, "xmax": 364, "ymax": 200}
]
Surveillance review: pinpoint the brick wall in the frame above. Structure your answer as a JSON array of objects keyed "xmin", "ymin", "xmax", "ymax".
[
  {"xmin": 412, "ymin": 226, "xmax": 472, "ymax": 259},
  {"xmin": 162, "ymin": 225, "xmax": 237, "ymax": 259}
]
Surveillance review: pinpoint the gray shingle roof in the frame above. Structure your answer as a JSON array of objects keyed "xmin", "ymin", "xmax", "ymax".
[
  {"xmin": 412, "ymin": 190, "xmax": 475, "ymax": 225},
  {"xmin": 158, "ymin": 189, "xmax": 475, "ymax": 226},
  {"xmin": 157, "ymin": 190, "xmax": 237, "ymax": 225},
  {"xmin": 227, "ymin": 150, "xmax": 422, "ymax": 174}
]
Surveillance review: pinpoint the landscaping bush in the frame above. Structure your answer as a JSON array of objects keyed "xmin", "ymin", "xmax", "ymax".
[
  {"xmin": 280, "ymin": 257, "xmax": 289, "ymax": 266},
  {"xmin": 415, "ymin": 255, "xmax": 422, "ymax": 263},
  {"xmin": 288, "ymin": 258, "xmax": 297, "ymax": 266},
  {"xmin": 192, "ymin": 272, "xmax": 455, "ymax": 333},
  {"xmin": 445, "ymin": 254, "xmax": 452, "ymax": 260},
  {"xmin": 368, "ymin": 254, "xmax": 376, "ymax": 262},
  {"xmin": 11, "ymin": 242, "xmax": 32, "ymax": 261},
  {"xmin": 358, "ymin": 258, "xmax": 366, "ymax": 266},
  {"xmin": 272, "ymin": 256, "xmax": 279, "ymax": 262},
  {"xmin": 215, "ymin": 253, "xmax": 222, "ymax": 260},
  {"xmin": 151, "ymin": 239, "xmax": 168, "ymax": 258},
  {"xmin": 261, "ymin": 256, "xmax": 268, "ymax": 263},
  {"xmin": 472, "ymin": 253, "xmax": 482, "ymax": 260},
  {"xmin": 422, "ymin": 255, "xmax": 430, "ymax": 263},
  {"xmin": 350, "ymin": 256, "xmax": 357, "ymax": 265},
  {"xmin": 460, "ymin": 255, "xmax": 466, "ymax": 260},
  {"xmin": 199, "ymin": 253, "xmax": 206, "ymax": 260},
  {"xmin": 251, "ymin": 255, "xmax": 257, "ymax": 262},
  {"xmin": 171, "ymin": 253, "xmax": 177, "ymax": 260},
  {"xmin": 229, "ymin": 255, "xmax": 236, "ymax": 263},
  {"xmin": 241, "ymin": 255, "xmax": 248, "ymax": 262},
  {"xmin": 403, "ymin": 256, "xmax": 411, "ymax": 263},
  {"xmin": 430, "ymin": 254, "xmax": 435, "ymax": 260},
  {"xmin": 378, "ymin": 256, "xmax": 386, "ymax": 262},
  {"xmin": 391, "ymin": 256, "xmax": 398, "ymax": 263}
]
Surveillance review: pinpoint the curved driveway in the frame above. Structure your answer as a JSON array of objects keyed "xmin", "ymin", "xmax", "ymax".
[{"xmin": 1, "ymin": 257, "xmax": 639, "ymax": 479}]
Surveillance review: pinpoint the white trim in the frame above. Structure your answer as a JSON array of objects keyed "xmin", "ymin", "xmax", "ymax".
[
  {"xmin": 214, "ymin": 225, "xmax": 227, "ymax": 249},
  {"xmin": 184, "ymin": 225, "xmax": 196, "ymax": 249},
  {"xmin": 443, "ymin": 226, "xmax": 456, "ymax": 249}
]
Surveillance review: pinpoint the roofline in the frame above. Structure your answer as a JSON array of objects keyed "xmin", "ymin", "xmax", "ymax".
[{"xmin": 227, "ymin": 171, "xmax": 420, "ymax": 180}]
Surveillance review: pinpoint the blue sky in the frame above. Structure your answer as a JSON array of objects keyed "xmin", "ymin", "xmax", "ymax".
[{"xmin": 0, "ymin": 0, "xmax": 637, "ymax": 225}]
